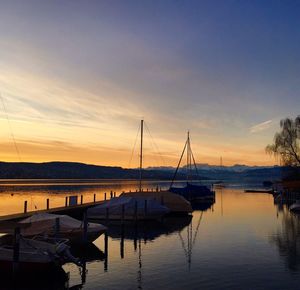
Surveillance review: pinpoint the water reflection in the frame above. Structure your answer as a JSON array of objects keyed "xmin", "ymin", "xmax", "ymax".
[
  {"xmin": 107, "ymin": 216, "xmax": 193, "ymax": 243},
  {"xmin": 0, "ymin": 265, "xmax": 69, "ymax": 290},
  {"xmin": 70, "ymin": 243, "xmax": 105, "ymax": 263},
  {"xmin": 271, "ymin": 211, "xmax": 300, "ymax": 272}
]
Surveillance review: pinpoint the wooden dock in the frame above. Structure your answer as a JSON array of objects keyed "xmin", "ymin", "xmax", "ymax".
[{"xmin": 0, "ymin": 200, "xmax": 105, "ymax": 223}]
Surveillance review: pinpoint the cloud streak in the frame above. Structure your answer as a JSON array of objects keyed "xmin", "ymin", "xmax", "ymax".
[{"xmin": 249, "ymin": 120, "xmax": 272, "ymax": 133}]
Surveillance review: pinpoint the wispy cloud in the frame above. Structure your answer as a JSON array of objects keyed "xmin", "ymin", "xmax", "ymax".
[{"xmin": 249, "ymin": 120, "xmax": 272, "ymax": 133}]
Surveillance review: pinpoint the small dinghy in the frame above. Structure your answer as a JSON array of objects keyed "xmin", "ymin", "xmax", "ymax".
[
  {"xmin": 87, "ymin": 196, "xmax": 170, "ymax": 221},
  {"xmin": 19, "ymin": 213, "xmax": 107, "ymax": 243},
  {"xmin": 18, "ymin": 213, "xmax": 107, "ymax": 244},
  {"xmin": 0, "ymin": 234, "xmax": 80, "ymax": 273}
]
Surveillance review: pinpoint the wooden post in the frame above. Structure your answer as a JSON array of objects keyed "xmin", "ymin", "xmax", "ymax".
[
  {"xmin": 65, "ymin": 196, "xmax": 68, "ymax": 207},
  {"xmin": 110, "ymin": 191, "xmax": 113, "ymax": 199},
  {"xmin": 55, "ymin": 217, "xmax": 60, "ymax": 239},
  {"xmin": 81, "ymin": 260, "xmax": 87, "ymax": 284},
  {"xmin": 13, "ymin": 227, "xmax": 20, "ymax": 275},
  {"xmin": 120, "ymin": 226, "xmax": 124, "ymax": 259},
  {"xmin": 144, "ymin": 199, "xmax": 148, "ymax": 217},
  {"xmin": 80, "ymin": 195, "xmax": 83, "ymax": 205},
  {"xmin": 24, "ymin": 200, "xmax": 27, "ymax": 213},
  {"xmin": 106, "ymin": 207, "xmax": 109, "ymax": 223},
  {"xmin": 93, "ymin": 193, "xmax": 96, "ymax": 203},
  {"xmin": 104, "ymin": 231, "xmax": 108, "ymax": 271},
  {"xmin": 121, "ymin": 204, "xmax": 125, "ymax": 225},
  {"xmin": 134, "ymin": 200, "xmax": 138, "ymax": 222},
  {"xmin": 46, "ymin": 198, "xmax": 49, "ymax": 210},
  {"xmin": 114, "ymin": 192, "xmax": 116, "ymax": 197},
  {"xmin": 104, "ymin": 192, "xmax": 107, "ymax": 200},
  {"xmin": 83, "ymin": 211, "xmax": 88, "ymax": 243}
]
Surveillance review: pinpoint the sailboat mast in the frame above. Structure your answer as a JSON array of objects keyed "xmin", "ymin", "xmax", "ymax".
[
  {"xmin": 187, "ymin": 131, "xmax": 190, "ymax": 183},
  {"xmin": 139, "ymin": 119, "xmax": 144, "ymax": 192}
]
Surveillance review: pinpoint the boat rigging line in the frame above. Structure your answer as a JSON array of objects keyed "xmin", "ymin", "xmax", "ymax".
[
  {"xmin": 0, "ymin": 92, "xmax": 22, "ymax": 161},
  {"xmin": 128, "ymin": 122, "xmax": 141, "ymax": 168},
  {"xmin": 144, "ymin": 122, "xmax": 166, "ymax": 167}
]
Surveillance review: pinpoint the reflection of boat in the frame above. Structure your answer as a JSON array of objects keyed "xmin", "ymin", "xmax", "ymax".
[
  {"xmin": 178, "ymin": 211, "xmax": 204, "ymax": 270},
  {"xmin": 107, "ymin": 215, "xmax": 192, "ymax": 241},
  {"xmin": 70, "ymin": 242, "xmax": 105, "ymax": 262},
  {"xmin": 88, "ymin": 196, "xmax": 170, "ymax": 221},
  {"xmin": 17, "ymin": 213, "xmax": 107, "ymax": 244},
  {"xmin": 290, "ymin": 201, "xmax": 300, "ymax": 212},
  {"xmin": 192, "ymin": 202, "xmax": 214, "ymax": 211},
  {"xmin": 169, "ymin": 132, "xmax": 215, "ymax": 204},
  {"xmin": 0, "ymin": 264, "xmax": 69, "ymax": 289},
  {"xmin": 0, "ymin": 234, "xmax": 79, "ymax": 273},
  {"xmin": 244, "ymin": 189, "xmax": 273, "ymax": 193}
]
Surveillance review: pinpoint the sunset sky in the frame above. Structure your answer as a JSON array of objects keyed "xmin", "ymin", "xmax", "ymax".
[{"xmin": 0, "ymin": 0, "xmax": 299, "ymax": 167}]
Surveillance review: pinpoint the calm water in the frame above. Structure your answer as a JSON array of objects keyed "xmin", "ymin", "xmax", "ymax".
[{"xmin": 1, "ymin": 180, "xmax": 300, "ymax": 289}]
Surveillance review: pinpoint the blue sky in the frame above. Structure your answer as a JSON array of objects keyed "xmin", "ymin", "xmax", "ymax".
[{"xmin": 0, "ymin": 0, "xmax": 299, "ymax": 166}]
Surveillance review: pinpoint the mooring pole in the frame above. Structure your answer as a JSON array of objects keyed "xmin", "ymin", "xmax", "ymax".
[
  {"xmin": 55, "ymin": 217, "xmax": 60, "ymax": 240},
  {"xmin": 161, "ymin": 195, "xmax": 164, "ymax": 206},
  {"xmin": 104, "ymin": 192, "xmax": 107, "ymax": 200},
  {"xmin": 134, "ymin": 200, "xmax": 138, "ymax": 223},
  {"xmin": 106, "ymin": 207, "xmax": 109, "ymax": 224},
  {"xmin": 24, "ymin": 200, "xmax": 27, "ymax": 213},
  {"xmin": 93, "ymin": 193, "xmax": 96, "ymax": 203},
  {"xmin": 46, "ymin": 198, "xmax": 49, "ymax": 210},
  {"xmin": 80, "ymin": 195, "xmax": 83, "ymax": 205},
  {"xmin": 120, "ymin": 226, "xmax": 125, "ymax": 259},
  {"xmin": 83, "ymin": 211, "xmax": 88, "ymax": 244},
  {"xmin": 104, "ymin": 231, "xmax": 108, "ymax": 271},
  {"xmin": 13, "ymin": 227, "xmax": 20, "ymax": 275},
  {"xmin": 121, "ymin": 204, "xmax": 125, "ymax": 225},
  {"xmin": 144, "ymin": 199, "xmax": 148, "ymax": 217},
  {"xmin": 65, "ymin": 196, "xmax": 68, "ymax": 207}
]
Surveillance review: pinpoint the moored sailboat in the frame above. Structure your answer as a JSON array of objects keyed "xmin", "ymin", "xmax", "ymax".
[
  {"xmin": 169, "ymin": 132, "xmax": 215, "ymax": 204},
  {"xmin": 121, "ymin": 120, "xmax": 193, "ymax": 215}
]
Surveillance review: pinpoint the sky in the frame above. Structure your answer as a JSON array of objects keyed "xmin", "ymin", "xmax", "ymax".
[{"xmin": 0, "ymin": 0, "xmax": 299, "ymax": 167}]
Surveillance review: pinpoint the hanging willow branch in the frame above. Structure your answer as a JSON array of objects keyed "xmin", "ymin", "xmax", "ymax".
[{"xmin": 266, "ymin": 116, "xmax": 300, "ymax": 166}]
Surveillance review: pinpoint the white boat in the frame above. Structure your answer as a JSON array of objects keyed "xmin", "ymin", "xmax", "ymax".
[
  {"xmin": 0, "ymin": 234, "xmax": 79, "ymax": 273},
  {"xmin": 290, "ymin": 201, "xmax": 300, "ymax": 212},
  {"xmin": 121, "ymin": 190, "xmax": 193, "ymax": 214},
  {"xmin": 18, "ymin": 213, "xmax": 107, "ymax": 244},
  {"xmin": 87, "ymin": 196, "xmax": 170, "ymax": 221}
]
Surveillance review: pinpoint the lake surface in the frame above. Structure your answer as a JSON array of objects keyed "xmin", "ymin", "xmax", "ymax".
[{"xmin": 1, "ymin": 180, "xmax": 300, "ymax": 289}]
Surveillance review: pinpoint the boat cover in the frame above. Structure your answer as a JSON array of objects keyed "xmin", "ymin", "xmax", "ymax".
[
  {"xmin": 169, "ymin": 183, "xmax": 214, "ymax": 199},
  {"xmin": 17, "ymin": 213, "xmax": 106, "ymax": 236},
  {"xmin": 121, "ymin": 191, "xmax": 193, "ymax": 213},
  {"xmin": 87, "ymin": 196, "xmax": 170, "ymax": 218}
]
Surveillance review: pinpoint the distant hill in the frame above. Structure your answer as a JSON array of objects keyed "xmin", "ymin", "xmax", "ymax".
[
  {"xmin": 0, "ymin": 161, "xmax": 289, "ymax": 183},
  {"xmin": 0, "ymin": 161, "xmax": 202, "ymax": 180},
  {"xmin": 147, "ymin": 164, "xmax": 286, "ymax": 183}
]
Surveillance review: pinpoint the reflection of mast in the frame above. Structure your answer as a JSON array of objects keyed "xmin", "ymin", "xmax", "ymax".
[
  {"xmin": 137, "ymin": 238, "xmax": 142, "ymax": 290},
  {"xmin": 178, "ymin": 212, "xmax": 203, "ymax": 270},
  {"xmin": 220, "ymin": 187, "xmax": 223, "ymax": 216}
]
